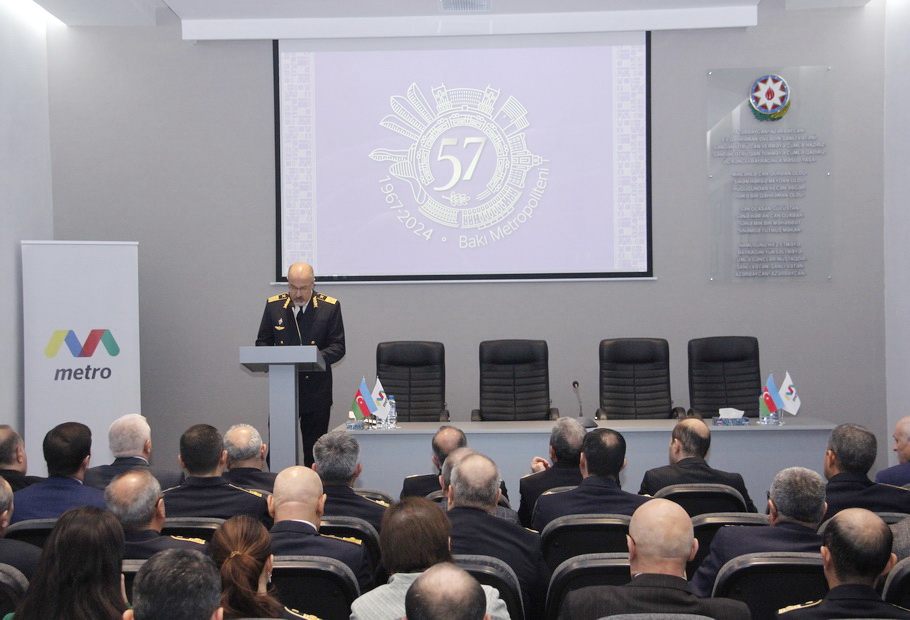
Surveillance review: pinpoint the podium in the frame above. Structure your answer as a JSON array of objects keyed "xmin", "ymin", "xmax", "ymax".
[{"xmin": 240, "ymin": 345, "xmax": 325, "ymax": 471}]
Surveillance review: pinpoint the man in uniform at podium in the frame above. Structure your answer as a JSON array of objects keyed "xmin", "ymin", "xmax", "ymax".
[{"xmin": 256, "ymin": 262, "xmax": 346, "ymax": 466}]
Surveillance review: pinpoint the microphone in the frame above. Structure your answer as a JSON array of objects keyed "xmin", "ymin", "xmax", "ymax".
[{"xmin": 572, "ymin": 380, "xmax": 598, "ymax": 428}]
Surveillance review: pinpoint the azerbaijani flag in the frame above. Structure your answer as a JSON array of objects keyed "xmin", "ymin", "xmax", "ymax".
[
  {"xmin": 371, "ymin": 377, "xmax": 391, "ymax": 420},
  {"xmin": 351, "ymin": 378, "xmax": 378, "ymax": 419},
  {"xmin": 765, "ymin": 373, "xmax": 786, "ymax": 411},
  {"xmin": 761, "ymin": 387, "xmax": 779, "ymax": 414},
  {"xmin": 778, "ymin": 371, "xmax": 801, "ymax": 414}
]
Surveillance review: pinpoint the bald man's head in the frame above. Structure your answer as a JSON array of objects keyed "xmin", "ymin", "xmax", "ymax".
[
  {"xmin": 628, "ymin": 499, "xmax": 694, "ymax": 576},
  {"xmin": 270, "ymin": 465, "xmax": 326, "ymax": 523},
  {"xmin": 0, "ymin": 426, "xmax": 25, "ymax": 472},
  {"xmin": 405, "ymin": 562, "xmax": 487, "ymax": 620},
  {"xmin": 823, "ymin": 508, "xmax": 895, "ymax": 586},
  {"xmin": 450, "ymin": 453, "xmax": 500, "ymax": 511},
  {"xmin": 431, "ymin": 426, "xmax": 468, "ymax": 469},
  {"xmin": 105, "ymin": 469, "xmax": 163, "ymax": 531},
  {"xmin": 287, "ymin": 263, "xmax": 315, "ymax": 308},
  {"xmin": 670, "ymin": 418, "xmax": 711, "ymax": 462},
  {"xmin": 893, "ymin": 416, "xmax": 910, "ymax": 465}
]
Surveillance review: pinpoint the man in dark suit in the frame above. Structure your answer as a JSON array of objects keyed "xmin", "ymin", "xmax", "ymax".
[
  {"xmin": 638, "ymin": 417, "xmax": 757, "ymax": 511},
  {"xmin": 0, "ymin": 425, "xmax": 43, "ymax": 491},
  {"xmin": 779, "ymin": 508, "xmax": 910, "ymax": 618},
  {"xmin": 84, "ymin": 413, "xmax": 182, "ymax": 490},
  {"xmin": 876, "ymin": 415, "xmax": 910, "ymax": 486},
  {"xmin": 125, "ymin": 549, "xmax": 223, "ymax": 620},
  {"xmin": 0, "ymin": 475, "xmax": 42, "ymax": 579},
  {"xmin": 268, "ymin": 465, "xmax": 373, "ymax": 592},
  {"xmin": 222, "ymin": 423, "xmax": 277, "ymax": 492},
  {"xmin": 532, "ymin": 428, "xmax": 650, "ymax": 532},
  {"xmin": 11, "ymin": 421, "xmax": 106, "ymax": 523},
  {"xmin": 313, "ymin": 430, "xmax": 388, "ymax": 534},
  {"xmin": 823, "ymin": 422, "xmax": 910, "ymax": 519},
  {"xmin": 690, "ymin": 466, "xmax": 827, "ymax": 596},
  {"xmin": 106, "ymin": 468, "xmax": 205, "ymax": 559},
  {"xmin": 560, "ymin": 498, "xmax": 750, "ymax": 619},
  {"xmin": 446, "ymin": 452, "xmax": 550, "ymax": 620},
  {"xmin": 439, "ymin": 448, "xmax": 518, "ymax": 524},
  {"xmin": 162, "ymin": 424, "xmax": 270, "ymax": 525},
  {"xmin": 400, "ymin": 425, "xmax": 467, "ymax": 499},
  {"xmin": 518, "ymin": 417, "xmax": 585, "ymax": 527},
  {"xmin": 256, "ymin": 262, "xmax": 346, "ymax": 467}
]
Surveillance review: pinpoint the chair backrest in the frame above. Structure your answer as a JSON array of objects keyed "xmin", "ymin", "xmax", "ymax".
[
  {"xmin": 0, "ymin": 563, "xmax": 28, "ymax": 617},
  {"xmin": 4, "ymin": 518, "xmax": 58, "ymax": 548},
  {"xmin": 883, "ymin": 555, "xmax": 910, "ymax": 607},
  {"xmin": 819, "ymin": 510, "xmax": 910, "ymax": 535},
  {"xmin": 599, "ymin": 338, "xmax": 674, "ymax": 419},
  {"xmin": 544, "ymin": 552, "xmax": 631, "ymax": 620},
  {"xmin": 712, "ymin": 551, "xmax": 826, "ymax": 620},
  {"xmin": 688, "ymin": 512, "xmax": 770, "ymax": 578},
  {"xmin": 161, "ymin": 517, "xmax": 226, "ymax": 542},
  {"xmin": 653, "ymin": 483, "xmax": 748, "ymax": 517},
  {"xmin": 376, "ymin": 341, "xmax": 447, "ymax": 422},
  {"xmin": 454, "ymin": 554, "xmax": 525, "ymax": 620},
  {"xmin": 271, "ymin": 555, "xmax": 360, "ymax": 620},
  {"xmin": 353, "ymin": 488, "xmax": 393, "ymax": 505},
  {"xmin": 319, "ymin": 515, "xmax": 381, "ymax": 578},
  {"xmin": 121, "ymin": 559, "xmax": 146, "ymax": 604},
  {"xmin": 688, "ymin": 336, "xmax": 761, "ymax": 417},
  {"xmin": 478, "ymin": 339, "xmax": 552, "ymax": 421},
  {"xmin": 539, "ymin": 513, "xmax": 632, "ymax": 572}
]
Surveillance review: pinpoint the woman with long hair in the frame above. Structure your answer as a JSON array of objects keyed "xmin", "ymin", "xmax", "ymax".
[{"xmin": 8, "ymin": 505, "xmax": 127, "ymax": 620}]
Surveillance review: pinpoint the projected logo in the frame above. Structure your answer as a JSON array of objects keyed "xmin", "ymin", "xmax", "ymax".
[
  {"xmin": 45, "ymin": 329, "xmax": 120, "ymax": 358},
  {"xmin": 370, "ymin": 83, "xmax": 547, "ymax": 246}
]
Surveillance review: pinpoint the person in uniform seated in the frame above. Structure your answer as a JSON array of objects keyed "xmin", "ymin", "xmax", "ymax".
[
  {"xmin": 446, "ymin": 452, "xmax": 550, "ymax": 620},
  {"xmin": 438, "ymin": 448, "xmax": 518, "ymax": 524},
  {"xmin": 0, "ymin": 425, "xmax": 43, "ymax": 491},
  {"xmin": 312, "ymin": 431, "xmax": 387, "ymax": 534},
  {"xmin": 84, "ymin": 413, "xmax": 182, "ymax": 490},
  {"xmin": 560, "ymin": 498, "xmax": 750, "ymax": 619},
  {"xmin": 349, "ymin": 497, "xmax": 508, "ymax": 620},
  {"xmin": 11, "ymin": 421, "xmax": 105, "ymax": 523},
  {"xmin": 518, "ymin": 417, "xmax": 585, "ymax": 527},
  {"xmin": 638, "ymin": 417, "xmax": 757, "ymax": 511},
  {"xmin": 531, "ymin": 428, "xmax": 650, "ymax": 532},
  {"xmin": 400, "ymin": 425, "xmax": 466, "ymax": 499},
  {"xmin": 0, "ymin": 475, "xmax": 42, "ymax": 579},
  {"xmin": 162, "ymin": 424, "xmax": 270, "ymax": 525},
  {"xmin": 105, "ymin": 469, "xmax": 205, "ymax": 559},
  {"xmin": 876, "ymin": 415, "xmax": 910, "ymax": 486},
  {"xmin": 405, "ymin": 563, "xmax": 491, "ymax": 620},
  {"xmin": 125, "ymin": 549, "xmax": 223, "ymax": 620},
  {"xmin": 690, "ymin": 466, "xmax": 826, "ymax": 596},
  {"xmin": 222, "ymin": 423, "xmax": 277, "ymax": 492},
  {"xmin": 268, "ymin": 465, "xmax": 374, "ymax": 592},
  {"xmin": 823, "ymin": 422, "xmax": 910, "ymax": 519},
  {"xmin": 779, "ymin": 508, "xmax": 910, "ymax": 618}
]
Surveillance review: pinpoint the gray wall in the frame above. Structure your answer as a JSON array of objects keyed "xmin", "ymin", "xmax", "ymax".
[{"xmin": 37, "ymin": 0, "xmax": 891, "ymax": 476}]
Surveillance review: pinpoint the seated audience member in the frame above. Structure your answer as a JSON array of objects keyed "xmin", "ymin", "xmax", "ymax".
[
  {"xmin": 11, "ymin": 422, "xmax": 105, "ymax": 523},
  {"xmin": 125, "ymin": 549, "xmax": 223, "ymax": 620},
  {"xmin": 823, "ymin": 422, "xmax": 910, "ymax": 519},
  {"xmin": 447, "ymin": 453, "xmax": 549, "ymax": 620},
  {"xmin": 876, "ymin": 416, "xmax": 910, "ymax": 486},
  {"xmin": 438, "ymin": 448, "xmax": 518, "ymax": 524},
  {"xmin": 532, "ymin": 428, "xmax": 650, "ymax": 532},
  {"xmin": 0, "ymin": 426, "xmax": 42, "ymax": 491},
  {"xmin": 405, "ymin": 563, "xmax": 491, "ymax": 620},
  {"xmin": 690, "ymin": 466, "xmax": 826, "ymax": 596},
  {"xmin": 105, "ymin": 469, "xmax": 205, "ymax": 559},
  {"xmin": 222, "ymin": 424, "xmax": 277, "ymax": 492},
  {"xmin": 313, "ymin": 431, "xmax": 387, "ymax": 533},
  {"xmin": 0, "ymin": 476, "xmax": 42, "ymax": 579},
  {"xmin": 638, "ymin": 418, "xmax": 757, "ymax": 512},
  {"xmin": 518, "ymin": 417, "xmax": 585, "ymax": 528},
  {"xmin": 560, "ymin": 499, "xmax": 750, "ymax": 620},
  {"xmin": 162, "ymin": 424, "xmax": 270, "ymax": 524},
  {"xmin": 350, "ymin": 497, "xmax": 507, "ymax": 620},
  {"xmin": 268, "ymin": 465, "xmax": 373, "ymax": 592},
  {"xmin": 891, "ymin": 515, "xmax": 910, "ymax": 560},
  {"xmin": 84, "ymin": 413, "xmax": 182, "ymax": 490},
  {"xmin": 10, "ymin": 506, "xmax": 127, "ymax": 620},
  {"xmin": 779, "ymin": 508, "xmax": 910, "ymax": 618}
]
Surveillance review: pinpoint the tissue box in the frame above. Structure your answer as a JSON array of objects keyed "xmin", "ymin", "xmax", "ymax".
[{"xmin": 712, "ymin": 417, "xmax": 750, "ymax": 426}]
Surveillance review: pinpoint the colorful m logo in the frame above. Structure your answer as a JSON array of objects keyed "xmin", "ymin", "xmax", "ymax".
[{"xmin": 45, "ymin": 330, "xmax": 120, "ymax": 358}]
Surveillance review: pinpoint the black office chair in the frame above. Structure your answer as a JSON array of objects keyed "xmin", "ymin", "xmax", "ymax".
[
  {"xmin": 539, "ymin": 513, "xmax": 631, "ymax": 572},
  {"xmin": 4, "ymin": 518, "xmax": 57, "ymax": 548},
  {"xmin": 687, "ymin": 336, "xmax": 761, "ymax": 418},
  {"xmin": 883, "ymin": 556, "xmax": 910, "ymax": 608},
  {"xmin": 818, "ymin": 511, "xmax": 909, "ymax": 535},
  {"xmin": 319, "ymin": 515, "xmax": 382, "ymax": 582},
  {"xmin": 376, "ymin": 341, "xmax": 449, "ymax": 422},
  {"xmin": 161, "ymin": 517, "xmax": 225, "ymax": 542},
  {"xmin": 688, "ymin": 512, "xmax": 770, "ymax": 578},
  {"xmin": 472, "ymin": 339, "xmax": 559, "ymax": 421},
  {"xmin": 454, "ymin": 554, "xmax": 525, "ymax": 620},
  {"xmin": 0, "ymin": 563, "xmax": 28, "ymax": 617},
  {"xmin": 597, "ymin": 338, "xmax": 685, "ymax": 420},
  {"xmin": 426, "ymin": 489, "xmax": 512, "ymax": 510},
  {"xmin": 653, "ymin": 483, "xmax": 748, "ymax": 517},
  {"xmin": 712, "ymin": 552, "xmax": 827, "ymax": 620},
  {"xmin": 271, "ymin": 555, "xmax": 360, "ymax": 620},
  {"xmin": 121, "ymin": 559, "xmax": 146, "ymax": 604},
  {"xmin": 544, "ymin": 552, "xmax": 631, "ymax": 620}
]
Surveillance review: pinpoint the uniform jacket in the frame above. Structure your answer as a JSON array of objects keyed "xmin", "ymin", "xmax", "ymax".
[
  {"xmin": 269, "ymin": 519, "xmax": 373, "ymax": 592},
  {"xmin": 223, "ymin": 467, "xmax": 278, "ymax": 493},
  {"xmin": 517, "ymin": 460, "xmax": 583, "ymax": 528},
  {"xmin": 123, "ymin": 528, "xmax": 205, "ymax": 560},
  {"xmin": 0, "ymin": 469, "xmax": 43, "ymax": 492},
  {"xmin": 778, "ymin": 583, "xmax": 910, "ymax": 619},
  {"xmin": 10, "ymin": 475, "xmax": 106, "ymax": 523},
  {"xmin": 531, "ymin": 475, "xmax": 651, "ymax": 532},
  {"xmin": 400, "ymin": 473, "xmax": 510, "ymax": 502},
  {"xmin": 876, "ymin": 462, "xmax": 910, "ymax": 487},
  {"xmin": 638, "ymin": 456, "xmax": 758, "ymax": 512},
  {"xmin": 161, "ymin": 475, "xmax": 270, "ymax": 525},
  {"xmin": 84, "ymin": 456, "xmax": 183, "ymax": 490},
  {"xmin": 823, "ymin": 471, "xmax": 910, "ymax": 520},
  {"xmin": 322, "ymin": 485, "xmax": 388, "ymax": 534}
]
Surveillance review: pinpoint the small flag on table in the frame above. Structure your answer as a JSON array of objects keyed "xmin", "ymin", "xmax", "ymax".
[
  {"xmin": 351, "ymin": 378, "xmax": 378, "ymax": 419},
  {"xmin": 778, "ymin": 371, "xmax": 801, "ymax": 415},
  {"xmin": 765, "ymin": 373, "xmax": 787, "ymax": 411},
  {"xmin": 372, "ymin": 377, "xmax": 391, "ymax": 420}
]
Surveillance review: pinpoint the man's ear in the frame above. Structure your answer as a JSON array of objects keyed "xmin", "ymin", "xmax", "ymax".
[
  {"xmin": 688, "ymin": 538, "xmax": 699, "ymax": 563},
  {"xmin": 579, "ymin": 453, "xmax": 589, "ymax": 477},
  {"xmin": 446, "ymin": 484, "xmax": 455, "ymax": 507},
  {"xmin": 267, "ymin": 494, "xmax": 275, "ymax": 519},
  {"xmin": 0, "ymin": 509, "xmax": 9, "ymax": 531},
  {"xmin": 316, "ymin": 493, "xmax": 327, "ymax": 519},
  {"xmin": 15, "ymin": 443, "xmax": 26, "ymax": 464},
  {"xmin": 882, "ymin": 552, "xmax": 898, "ymax": 578},
  {"xmin": 123, "ymin": 610, "xmax": 134, "ymax": 620},
  {"xmin": 211, "ymin": 607, "xmax": 224, "ymax": 620},
  {"xmin": 260, "ymin": 443, "xmax": 269, "ymax": 462}
]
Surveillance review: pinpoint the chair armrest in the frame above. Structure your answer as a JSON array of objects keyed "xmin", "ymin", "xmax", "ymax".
[
  {"xmin": 548, "ymin": 408, "xmax": 559, "ymax": 420},
  {"xmin": 672, "ymin": 406, "xmax": 687, "ymax": 419},
  {"xmin": 471, "ymin": 409, "xmax": 482, "ymax": 421},
  {"xmin": 595, "ymin": 407, "xmax": 608, "ymax": 420},
  {"xmin": 439, "ymin": 409, "xmax": 451, "ymax": 422}
]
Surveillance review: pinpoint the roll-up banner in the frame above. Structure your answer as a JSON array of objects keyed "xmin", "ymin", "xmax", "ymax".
[{"xmin": 21, "ymin": 241, "xmax": 141, "ymax": 476}]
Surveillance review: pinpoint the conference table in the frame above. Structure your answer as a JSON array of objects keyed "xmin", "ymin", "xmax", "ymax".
[{"xmin": 335, "ymin": 416, "xmax": 836, "ymax": 506}]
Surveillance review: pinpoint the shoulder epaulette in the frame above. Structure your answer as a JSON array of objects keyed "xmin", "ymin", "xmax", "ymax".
[
  {"xmin": 777, "ymin": 599, "xmax": 822, "ymax": 614},
  {"xmin": 284, "ymin": 607, "xmax": 322, "ymax": 620},
  {"xmin": 366, "ymin": 497, "xmax": 390, "ymax": 507},
  {"xmin": 227, "ymin": 483, "xmax": 264, "ymax": 498},
  {"xmin": 315, "ymin": 293, "xmax": 338, "ymax": 304},
  {"xmin": 323, "ymin": 533, "xmax": 362, "ymax": 545},
  {"xmin": 267, "ymin": 292, "xmax": 290, "ymax": 303},
  {"xmin": 170, "ymin": 535, "xmax": 206, "ymax": 545},
  {"xmin": 405, "ymin": 473, "xmax": 430, "ymax": 479}
]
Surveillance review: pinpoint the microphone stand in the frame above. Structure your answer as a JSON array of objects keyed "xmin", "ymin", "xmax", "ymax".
[{"xmin": 573, "ymin": 380, "xmax": 598, "ymax": 428}]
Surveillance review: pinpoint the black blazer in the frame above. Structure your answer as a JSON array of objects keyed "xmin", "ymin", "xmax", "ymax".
[
  {"xmin": 638, "ymin": 456, "xmax": 758, "ymax": 512},
  {"xmin": 223, "ymin": 468, "xmax": 278, "ymax": 493},
  {"xmin": 532, "ymin": 475, "xmax": 650, "ymax": 532},
  {"xmin": 270, "ymin": 520, "xmax": 373, "ymax": 592},
  {"xmin": 824, "ymin": 471, "xmax": 910, "ymax": 520},
  {"xmin": 84, "ymin": 456, "xmax": 183, "ymax": 490},
  {"xmin": 517, "ymin": 460, "xmax": 583, "ymax": 528}
]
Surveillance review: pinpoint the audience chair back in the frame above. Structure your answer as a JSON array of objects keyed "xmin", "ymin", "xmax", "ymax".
[
  {"xmin": 688, "ymin": 512, "xmax": 770, "ymax": 578},
  {"xmin": 687, "ymin": 336, "xmax": 761, "ymax": 418},
  {"xmin": 653, "ymin": 483, "xmax": 748, "ymax": 517},
  {"xmin": 539, "ymin": 513, "xmax": 632, "ymax": 572},
  {"xmin": 4, "ymin": 518, "xmax": 57, "ymax": 548},
  {"xmin": 161, "ymin": 517, "xmax": 226, "ymax": 543},
  {"xmin": 453, "ymin": 554, "xmax": 525, "ymax": 620},
  {"xmin": 598, "ymin": 338, "xmax": 681, "ymax": 420},
  {"xmin": 353, "ymin": 488, "xmax": 394, "ymax": 505},
  {"xmin": 426, "ymin": 489, "xmax": 512, "ymax": 510},
  {"xmin": 0, "ymin": 563, "xmax": 28, "ymax": 617},
  {"xmin": 817, "ymin": 510, "xmax": 909, "ymax": 535},
  {"xmin": 319, "ymin": 515, "xmax": 382, "ymax": 582},
  {"xmin": 544, "ymin": 552, "xmax": 631, "ymax": 620},
  {"xmin": 712, "ymin": 551, "xmax": 826, "ymax": 620},
  {"xmin": 376, "ymin": 341, "xmax": 449, "ymax": 422},
  {"xmin": 271, "ymin": 555, "xmax": 360, "ymax": 620},
  {"xmin": 473, "ymin": 339, "xmax": 558, "ymax": 421},
  {"xmin": 883, "ymin": 556, "xmax": 910, "ymax": 608},
  {"xmin": 121, "ymin": 559, "xmax": 146, "ymax": 604}
]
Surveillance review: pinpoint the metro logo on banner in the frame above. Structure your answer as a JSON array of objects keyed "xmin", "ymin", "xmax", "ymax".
[{"xmin": 45, "ymin": 329, "xmax": 120, "ymax": 358}]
